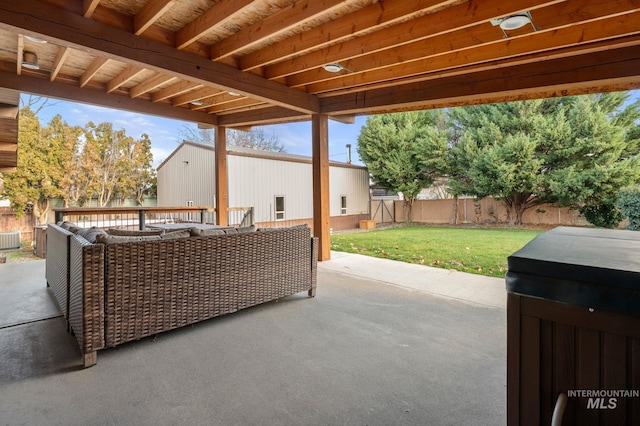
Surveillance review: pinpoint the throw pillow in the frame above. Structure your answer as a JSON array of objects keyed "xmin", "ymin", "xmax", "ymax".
[
  {"xmin": 236, "ymin": 225, "xmax": 256, "ymax": 233},
  {"xmin": 189, "ymin": 228, "xmax": 227, "ymax": 237},
  {"xmin": 76, "ymin": 227, "xmax": 109, "ymax": 243},
  {"xmin": 95, "ymin": 234, "xmax": 161, "ymax": 244},
  {"xmin": 57, "ymin": 221, "xmax": 76, "ymax": 230}
]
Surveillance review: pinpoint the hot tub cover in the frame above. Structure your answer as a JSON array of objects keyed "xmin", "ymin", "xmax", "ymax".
[{"xmin": 506, "ymin": 226, "xmax": 640, "ymax": 317}]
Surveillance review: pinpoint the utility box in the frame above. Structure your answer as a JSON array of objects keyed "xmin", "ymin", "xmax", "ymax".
[
  {"xmin": 0, "ymin": 231, "xmax": 20, "ymax": 250},
  {"xmin": 359, "ymin": 220, "xmax": 376, "ymax": 230},
  {"xmin": 506, "ymin": 227, "xmax": 640, "ymax": 426}
]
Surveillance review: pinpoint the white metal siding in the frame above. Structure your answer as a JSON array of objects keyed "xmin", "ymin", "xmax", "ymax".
[
  {"xmin": 330, "ymin": 167, "xmax": 370, "ymax": 216},
  {"xmin": 158, "ymin": 143, "xmax": 369, "ymax": 222},
  {"xmin": 228, "ymin": 155, "xmax": 313, "ymax": 222},
  {"xmin": 157, "ymin": 144, "xmax": 215, "ymax": 207}
]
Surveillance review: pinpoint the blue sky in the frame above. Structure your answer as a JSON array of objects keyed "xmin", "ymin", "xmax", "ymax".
[{"xmin": 29, "ymin": 97, "xmax": 368, "ymax": 168}]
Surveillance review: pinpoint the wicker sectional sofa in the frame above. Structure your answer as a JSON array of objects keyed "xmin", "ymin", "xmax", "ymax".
[{"xmin": 46, "ymin": 222, "xmax": 318, "ymax": 367}]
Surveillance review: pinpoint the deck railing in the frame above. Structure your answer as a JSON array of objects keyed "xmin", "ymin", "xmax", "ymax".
[
  {"xmin": 228, "ymin": 207, "xmax": 254, "ymax": 227},
  {"xmin": 52, "ymin": 206, "xmax": 254, "ymax": 229}
]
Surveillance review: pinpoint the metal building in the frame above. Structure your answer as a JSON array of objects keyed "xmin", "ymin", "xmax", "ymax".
[{"xmin": 157, "ymin": 142, "xmax": 370, "ymax": 230}]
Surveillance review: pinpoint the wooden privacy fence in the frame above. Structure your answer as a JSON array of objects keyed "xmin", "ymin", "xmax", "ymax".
[
  {"xmin": 0, "ymin": 207, "xmax": 35, "ymax": 241},
  {"xmin": 384, "ymin": 197, "xmax": 589, "ymax": 226}
]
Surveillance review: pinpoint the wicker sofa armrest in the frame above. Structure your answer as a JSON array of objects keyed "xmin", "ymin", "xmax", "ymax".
[
  {"xmin": 69, "ymin": 234, "xmax": 105, "ymax": 367},
  {"xmin": 45, "ymin": 223, "xmax": 74, "ymax": 319}
]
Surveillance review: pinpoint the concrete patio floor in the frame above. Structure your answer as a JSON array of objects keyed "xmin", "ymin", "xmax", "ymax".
[{"xmin": 0, "ymin": 253, "xmax": 506, "ymax": 425}]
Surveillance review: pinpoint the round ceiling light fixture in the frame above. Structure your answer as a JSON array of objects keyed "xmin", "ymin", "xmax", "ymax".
[
  {"xmin": 499, "ymin": 14, "xmax": 532, "ymax": 31},
  {"xmin": 322, "ymin": 63, "xmax": 344, "ymax": 73},
  {"xmin": 22, "ymin": 51, "xmax": 40, "ymax": 70}
]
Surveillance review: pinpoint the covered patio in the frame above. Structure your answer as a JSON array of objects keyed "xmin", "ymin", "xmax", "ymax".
[
  {"xmin": 1, "ymin": 254, "xmax": 506, "ymax": 425},
  {"xmin": 1, "ymin": 2, "xmax": 639, "ymax": 424}
]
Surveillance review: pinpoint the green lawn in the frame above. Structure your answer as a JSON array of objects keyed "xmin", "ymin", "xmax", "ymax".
[{"xmin": 330, "ymin": 226, "xmax": 543, "ymax": 278}]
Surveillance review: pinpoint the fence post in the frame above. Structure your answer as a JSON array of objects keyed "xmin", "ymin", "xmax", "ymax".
[{"xmin": 138, "ymin": 210, "xmax": 146, "ymax": 230}]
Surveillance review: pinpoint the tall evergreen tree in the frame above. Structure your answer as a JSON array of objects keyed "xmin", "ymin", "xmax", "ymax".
[
  {"xmin": 43, "ymin": 115, "xmax": 83, "ymax": 207},
  {"xmin": 448, "ymin": 94, "xmax": 640, "ymax": 225},
  {"xmin": 2, "ymin": 108, "xmax": 71, "ymax": 223},
  {"xmin": 357, "ymin": 111, "xmax": 448, "ymax": 221}
]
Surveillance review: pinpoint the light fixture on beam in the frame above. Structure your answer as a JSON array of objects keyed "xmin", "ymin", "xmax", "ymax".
[
  {"xmin": 322, "ymin": 63, "xmax": 355, "ymax": 73},
  {"xmin": 490, "ymin": 11, "xmax": 537, "ymax": 38},
  {"xmin": 24, "ymin": 35, "xmax": 47, "ymax": 44},
  {"xmin": 22, "ymin": 51, "xmax": 40, "ymax": 70}
]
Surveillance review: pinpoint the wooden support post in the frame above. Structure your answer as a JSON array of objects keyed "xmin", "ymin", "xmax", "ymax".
[
  {"xmin": 215, "ymin": 126, "xmax": 228, "ymax": 226},
  {"xmin": 312, "ymin": 114, "xmax": 331, "ymax": 261}
]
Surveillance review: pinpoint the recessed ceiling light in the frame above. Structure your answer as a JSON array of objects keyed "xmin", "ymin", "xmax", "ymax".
[
  {"xmin": 228, "ymin": 92, "xmax": 241, "ymax": 97},
  {"xmin": 499, "ymin": 14, "xmax": 532, "ymax": 31},
  {"xmin": 190, "ymin": 100, "xmax": 204, "ymax": 106},
  {"xmin": 490, "ymin": 11, "xmax": 536, "ymax": 38}
]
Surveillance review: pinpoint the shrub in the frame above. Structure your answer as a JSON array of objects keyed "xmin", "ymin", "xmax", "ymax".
[
  {"xmin": 580, "ymin": 200, "xmax": 623, "ymax": 229},
  {"xmin": 617, "ymin": 189, "xmax": 640, "ymax": 231}
]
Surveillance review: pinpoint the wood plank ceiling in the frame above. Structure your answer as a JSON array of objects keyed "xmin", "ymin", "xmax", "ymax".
[{"xmin": 0, "ymin": 0, "xmax": 638, "ymax": 131}]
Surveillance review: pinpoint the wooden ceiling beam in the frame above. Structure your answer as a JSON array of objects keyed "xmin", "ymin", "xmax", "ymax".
[
  {"xmin": 152, "ymin": 80, "xmax": 203, "ymax": 102},
  {"xmin": 300, "ymin": 9, "xmax": 640, "ymax": 93},
  {"xmin": 130, "ymin": 74, "xmax": 177, "ymax": 98},
  {"xmin": 175, "ymin": 0, "xmax": 254, "ymax": 50},
  {"xmin": 43, "ymin": 0, "xmax": 212, "ymax": 59},
  {"xmin": 315, "ymin": 35, "xmax": 640, "ymax": 99},
  {"xmin": 171, "ymin": 87, "xmax": 224, "ymax": 107},
  {"xmin": 320, "ymin": 45, "xmax": 640, "ymax": 115},
  {"xmin": 265, "ymin": 0, "xmax": 563, "ymax": 80},
  {"xmin": 210, "ymin": 0, "xmax": 346, "ymax": 61},
  {"xmin": 50, "ymin": 46, "xmax": 71, "ymax": 82},
  {"xmin": 239, "ymin": 0, "xmax": 458, "ymax": 71},
  {"xmin": 0, "ymin": 67, "xmax": 218, "ymax": 125},
  {"xmin": 207, "ymin": 99, "xmax": 266, "ymax": 114},
  {"xmin": 0, "ymin": 0, "xmax": 320, "ymax": 114},
  {"xmin": 80, "ymin": 56, "xmax": 110, "ymax": 88},
  {"xmin": 83, "ymin": 0, "xmax": 100, "ymax": 18},
  {"xmin": 16, "ymin": 34, "xmax": 23, "ymax": 76},
  {"xmin": 217, "ymin": 106, "xmax": 308, "ymax": 127},
  {"xmin": 134, "ymin": 0, "xmax": 177, "ymax": 35},
  {"xmin": 106, "ymin": 65, "xmax": 146, "ymax": 93}
]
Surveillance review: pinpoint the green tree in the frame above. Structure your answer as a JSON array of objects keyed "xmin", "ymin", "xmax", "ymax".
[
  {"xmin": 82, "ymin": 122, "xmax": 155, "ymax": 207},
  {"xmin": 448, "ymin": 94, "xmax": 640, "ymax": 225},
  {"xmin": 120, "ymin": 133, "xmax": 156, "ymax": 205},
  {"xmin": 42, "ymin": 115, "xmax": 83, "ymax": 207},
  {"xmin": 358, "ymin": 111, "xmax": 448, "ymax": 221},
  {"xmin": 2, "ymin": 108, "xmax": 69, "ymax": 223}
]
